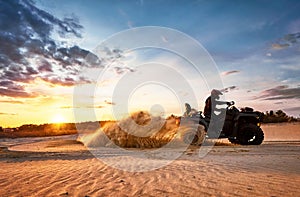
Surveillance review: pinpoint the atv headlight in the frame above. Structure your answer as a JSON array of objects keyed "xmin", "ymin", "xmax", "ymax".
[{"xmin": 257, "ymin": 122, "xmax": 261, "ymax": 127}]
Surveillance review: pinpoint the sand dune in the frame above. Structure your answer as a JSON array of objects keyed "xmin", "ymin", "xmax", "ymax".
[{"xmin": 0, "ymin": 123, "xmax": 299, "ymax": 196}]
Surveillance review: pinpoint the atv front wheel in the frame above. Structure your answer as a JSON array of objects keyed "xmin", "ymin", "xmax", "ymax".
[
  {"xmin": 197, "ymin": 124, "xmax": 206, "ymax": 144},
  {"xmin": 238, "ymin": 124, "xmax": 264, "ymax": 145},
  {"xmin": 228, "ymin": 137, "xmax": 239, "ymax": 144},
  {"xmin": 183, "ymin": 130, "xmax": 199, "ymax": 145},
  {"xmin": 182, "ymin": 124, "xmax": 206, "ymax": 145}
]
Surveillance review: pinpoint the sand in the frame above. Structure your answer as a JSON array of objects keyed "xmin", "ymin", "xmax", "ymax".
[{"xmin": 0, "ymin": 123, "xmax": 299, "ymax": 197}]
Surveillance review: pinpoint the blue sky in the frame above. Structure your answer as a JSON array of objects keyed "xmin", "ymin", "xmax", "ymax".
[
  {"xmin": 36, "ymin": 0, "xmax": 300, "ymax": 51},
  {"xmin": 37, "ymin": 0, "xmax": 300, "ymax": 114},
  {"xmin": 0, "ymin": 0, "xmax": 299, "ymax": 126}
]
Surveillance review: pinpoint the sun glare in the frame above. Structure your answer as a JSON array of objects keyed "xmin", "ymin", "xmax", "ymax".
[{"xmin": 51, "ymin": 114, "xmax": 66, "ymax": 124}]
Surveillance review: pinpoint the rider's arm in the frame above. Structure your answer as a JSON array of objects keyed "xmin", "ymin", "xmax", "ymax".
[{"xmin": 214, "ymin": 100, "xmax": 229, "ymax": 105}]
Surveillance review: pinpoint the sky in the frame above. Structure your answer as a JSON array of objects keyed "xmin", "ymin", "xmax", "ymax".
[{"xmin": 0, "ymin": 0, "xmax": 300, "ymax": 127}]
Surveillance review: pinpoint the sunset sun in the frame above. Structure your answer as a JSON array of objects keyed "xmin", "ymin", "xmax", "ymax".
[{"xmin": 51, "ymin": 114, "xmax": 66, "ymax": 124}]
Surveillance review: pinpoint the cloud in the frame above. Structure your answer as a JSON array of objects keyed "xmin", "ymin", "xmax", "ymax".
[
  {"xmin": 113, "ymin": 66, "xmax": 135, "ymax": 75},
  {"xmin": 274, "ymin": 101, "xmax": 284, "ymax": 105},
  {"xmin": 0, "ymin": 112, "xmax": 18, "ymax": 115},
  {"xmin": 41, "ymin": 77, "xmax": 74, "ymax": 86},
  {"xmin": 221, "ymin": 86, "xmax": 238, "ymax": 93},
  {"xmin": 0, "ymin": 0, "xmax": 85, "ymax": 65},
  {"xmin": 283, "ymin": 106, "xmax": 300, "ymax": 117},
  {"xmin": 0, "ymin": 80, "xmax": 36, "ymax": 98},
  {"xmin": 271, "ymin": 32, "xmax": 300, "ymax": 50},
  {"xmin": 95, "ymin": 46, "xmax": 135, "ymax": 75},
  {"xmin": 40, "ymin": 76, "xmax": 90, "ymax": 87},
  {"xmin": 94, "ymin": 105, "xmax": 105, "ymax": 108},
  {"xmin": 257, "ymin": 85, "xmax": 300, "ymax": 100},
  {"xmin": 104, "ymin": 100, "xmax": 116, "ymax": 105},
  {"xmin": 0, "ymin": 0, "xmax": 102, "ymax": 97},
  {"xmin": 283, "ymin": 106, "xmax": 300, "ymax": 110},
  {"xmin": 26, "ymin": 66, "xmax": 39, "ymax": 75},
  {"xmin": 0, "ymin": 88, "xmax": 35, "ymax": 98},
  {"xmin": 266, "ymin": 53, "xmax": 272, "ymax": 57},
  {"xmin": 0, "ymin": 99, "xmax": 24, "ymax": 104},
  {"xmin": 221, "ymin": 70, "xmax": 240, "ymax": 76},
  {"xmin": 38, "ymin": 60, "xmax": 53, "ymax": 72},
  {"xmin": 280, "ymin": 64, "xmax": 300, "ymax": 71},
  {"xmin": 0, "ymin": 81, "xmax": 22, "ymax": 90},
  {"xmin": 60, "ymin": 105, "xmax": 104, "ymax": 109},
  {"xmin": 283, "ymin": 106, "xmax": 300, "ymax": 112},
  {"xmin": 284, "ymin": 33, "xmax": 300, "ymax": 44},
  {"xmin": 60, "ymin": 106, "xmax": 76, "ymax": 109},
  {"xmin": 271, "ymin": 43, "xmax": 290, "ymax": 50}
]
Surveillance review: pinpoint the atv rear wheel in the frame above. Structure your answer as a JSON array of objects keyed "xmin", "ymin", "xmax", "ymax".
[{"xmin": 238, "ymin": 124, "xmax": 264, "ymax": 145}]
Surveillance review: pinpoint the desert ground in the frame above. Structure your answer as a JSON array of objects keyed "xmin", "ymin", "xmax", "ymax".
[{"xmin": 0, "ymin": 122, "xmax": 299, "ymax": 197}]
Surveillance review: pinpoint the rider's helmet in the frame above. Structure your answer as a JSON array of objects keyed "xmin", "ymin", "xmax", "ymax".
[{"xmin": 211, "ymin": 89, "xmax": 223, "ymax": 96}]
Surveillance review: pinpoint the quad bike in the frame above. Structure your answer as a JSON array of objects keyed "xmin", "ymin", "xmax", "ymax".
[{"xmin": 179, "ymin": 102, "xmax": 264, "ymax": 145}]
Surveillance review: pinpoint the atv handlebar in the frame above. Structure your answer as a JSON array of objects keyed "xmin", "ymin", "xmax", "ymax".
[{"xmin": 227, "ymin": 101, "xmax": 235, "ymax": 106}]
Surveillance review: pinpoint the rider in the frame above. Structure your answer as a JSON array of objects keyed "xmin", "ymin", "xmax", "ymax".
[
  {"xmin": 204, "ymin": 89, "xmax": 231, "ymax": 119},
  {"xmin": 203, "ymin": 89, "xmax": 233, "ymax": 138}
]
